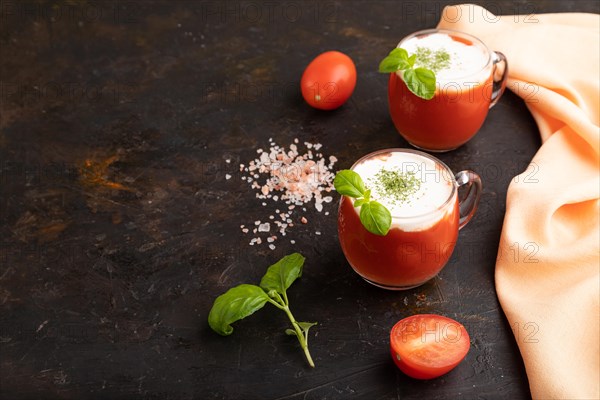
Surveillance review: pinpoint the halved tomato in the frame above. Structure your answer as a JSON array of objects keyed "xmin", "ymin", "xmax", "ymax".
[{"xmin": 390, "ymin": 314, "xmax": 470, "ymax": 379}]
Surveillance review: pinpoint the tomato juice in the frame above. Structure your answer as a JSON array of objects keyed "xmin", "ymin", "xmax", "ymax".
[
  {"xmin": 389, "ymin": 72, "xmax": 493, "ymax": 151},
  {"xmin": 337, "ymin": 149, "xmax": 462, "ymax": 290},
  {"xmin": 339, "ymin": 195, "xmax": 458, "ymax": 288},
  {"xmin": 388, "ymin": 30, "xmax": 507, "ymax": 152}
]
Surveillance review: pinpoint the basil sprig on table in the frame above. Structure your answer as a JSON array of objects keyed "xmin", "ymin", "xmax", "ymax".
[
  {"xmin": 378, "ymin": 47, "xmax": 436, "ymax": 100},
  {"xmin": 334, "ymin": 170, "xmax": 392, "ymax": 236},
  {"xmin": 208, "ymin": 253, "xmax": 317, "ymax": 368}
]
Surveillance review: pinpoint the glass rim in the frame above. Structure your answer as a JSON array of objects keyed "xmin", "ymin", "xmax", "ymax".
[
  {"xmin": 349, "ymin": 148, "xmax": 457, "ymax": 220},
  {"xmin": 397, "ymin": 28, "xmax": 493, "ymax": 81}
]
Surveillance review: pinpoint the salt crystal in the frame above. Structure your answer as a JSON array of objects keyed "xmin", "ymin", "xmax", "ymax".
[
  {"xmin": 242, "ymin": 228, "xmax": 249, "ymax": 233},
  {"xmin": 225, "ymin": 159, "xmax": 231, "ymax": 164},
  {"xmin": 269, "ymin": 244, "xmax": 276, "ymax": 250},
  {"xmin": 315, "ymin": 231, "xmax": 321, "ymax": 235},
  {"xmin": 258, "ymin": 223, "xmax": 270, "ymax": 232},
  {"xmin": 323, "ymin": 196, "xmax": 333, "ymax": 203},
  {"xmin": 225, "ymin": 174, "xmax": 232, "ymax": 180},
  {"xmin": 290, "ymin": 240, "xmax": 296, "ymax": 244},
  {"xmin": 315, "ymin": 203, "xmax": 323, "ymax": 212}
]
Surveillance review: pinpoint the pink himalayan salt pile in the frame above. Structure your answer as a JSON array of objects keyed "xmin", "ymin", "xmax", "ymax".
[{"xmin": 237, "ymin": 138, "xmax": 337, "ymax": 249}]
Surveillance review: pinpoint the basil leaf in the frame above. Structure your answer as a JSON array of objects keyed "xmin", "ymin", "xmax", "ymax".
[
  {"xmin": 334, "ymin": 170, "xmax": 366, "ymax": 198},
  {"xmin": 388, "ymin": 47, "xmax": 409, "ymax": 60},
  {"xmin": 208, "ymin": 284, "xmax": 270, "ymax": 336},
  {"xmin": 403, "ymin": 68, "xmax": 436, "ymax": 100},
  {"xmin": 286, "ymin": 322, "xmax": 317, "ymax": 339},
  {"xmin": 407, "ymin": 54, "xmax": 416, "ymax": 68},
  {"xmin": 363, "ymin": 189, "xmax": 371, "ymax": 202},
  {"xmin": 298, "ymin": 321, "xmax": 318, "ymax": 333},
  {"xmin": 260, "ymin": 252, "xmax": 305, "ymax": 296},
  {"xmin": 378, "ymin": 47, "xmax": 436, "ymax": 100},
  {"xmin": 353, "ymin": 198, "xmax": 366, "ymax": 208},
  {"xmin": 378, "ymin": 48, "xmax": 412, "ymax": 72},
  {"xmin": 359, "ymin": 201, "xmax": 392, "ymax": 236}
]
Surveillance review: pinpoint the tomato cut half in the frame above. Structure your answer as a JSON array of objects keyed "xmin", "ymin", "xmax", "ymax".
[{"xmin": 390, "ymin": 314, "xmax": 470, "ymax": 379}]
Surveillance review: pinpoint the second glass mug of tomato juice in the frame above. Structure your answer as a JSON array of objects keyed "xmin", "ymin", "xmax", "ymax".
[{"xmin": 388, "ymin": 29, "xmax": 508, "ymax": 152}]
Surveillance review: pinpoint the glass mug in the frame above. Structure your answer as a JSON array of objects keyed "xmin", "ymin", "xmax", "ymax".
[
  {"xmin": 337, "ymin": 149, "xmax": 482, "ymax": 290},
  {"xmin": 388, "ymin": 29, "xmax": 508, "ymax": 152}
]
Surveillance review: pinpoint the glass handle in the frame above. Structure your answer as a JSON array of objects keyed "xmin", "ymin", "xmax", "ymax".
[
  {"xmin": 455, "ymin": 170, "xmax": 482, "ymax": 230},
  {"xmin": 489, "ymin": 51, "xmax": 508, "ymax": 109}
]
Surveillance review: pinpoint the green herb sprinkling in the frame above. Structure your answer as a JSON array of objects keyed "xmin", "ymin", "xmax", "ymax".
[
  {"xmin": 371, "ymin": 168, "xmax": 421, "ymax": 206},
  {"xmin": 415, "ymin": 46, "xmax": 451, "ymax": 73}
]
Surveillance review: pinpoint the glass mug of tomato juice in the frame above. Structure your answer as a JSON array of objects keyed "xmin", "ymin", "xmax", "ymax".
[
  {"xmin": 338, "ymin": 149, "xmax": 482, "ymax": 290},
  {"xmin": 388, "ymin": 29, "xmax": 508, "ymax": 152}
]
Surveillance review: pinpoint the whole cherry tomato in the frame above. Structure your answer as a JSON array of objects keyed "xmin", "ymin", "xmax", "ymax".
[
  {"xmin": 300, "ymin": 51, "xmax": 357, "ymax": 110},
  {"xmin": 390, "ymin": 314, "xmax": 470, "ymax": 379}
]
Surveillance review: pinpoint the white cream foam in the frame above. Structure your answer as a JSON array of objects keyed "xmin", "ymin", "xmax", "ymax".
[
  {"xmin": 398, "ymin": 32, "xmax": 490, "ymax": 85},
  {"xmin": 352, "ymin": 151, "xmax": 455, "ymax": 232}
]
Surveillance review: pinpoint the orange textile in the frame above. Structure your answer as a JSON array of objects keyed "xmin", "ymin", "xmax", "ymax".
[{"xmin": 438, "ymin": 5, "xmax": 600, "ymax": 399}]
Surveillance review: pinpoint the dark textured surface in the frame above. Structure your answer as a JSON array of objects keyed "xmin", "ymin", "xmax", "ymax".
[{"xmin": 1, "ymin": 1, "xmax": 599, "ymax": 399}]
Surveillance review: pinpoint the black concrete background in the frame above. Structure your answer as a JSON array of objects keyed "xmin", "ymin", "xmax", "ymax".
[{"xmin": 1, "ymin": 1, "xmax": 598, "ymax": 399}]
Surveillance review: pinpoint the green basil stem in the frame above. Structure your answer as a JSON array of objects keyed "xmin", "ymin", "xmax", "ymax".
[
  {"xmin": 283, "ymin": 304, "xmax": 315, "ymax": 368},
  {"xmin": 266, "ymin": 293, "xmax": 315, "ymax": 368}
]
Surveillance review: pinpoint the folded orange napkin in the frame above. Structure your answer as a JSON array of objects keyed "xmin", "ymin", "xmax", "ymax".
[{"xmin": 437, "ymin": 5, "xmax": 600, "ymax": 399}]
